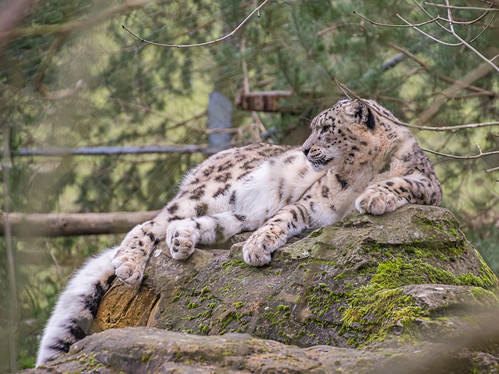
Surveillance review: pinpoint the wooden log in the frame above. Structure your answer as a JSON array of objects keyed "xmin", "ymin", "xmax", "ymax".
[
  {"xmin": 236, "ymin": 90, "xmax": 294, "ymax": 112},
  {"xmin": 13, "ymin": 144, "xmax": 212, "ymax": 157},
  {"xmin": 0, "ymin": 210, "xmax": 160, "ymax": 237}
]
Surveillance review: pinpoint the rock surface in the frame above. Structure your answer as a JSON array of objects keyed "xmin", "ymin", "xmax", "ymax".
[{"xmin": 29, "ymin": 205, "xmax": 499, "ymax": 373}]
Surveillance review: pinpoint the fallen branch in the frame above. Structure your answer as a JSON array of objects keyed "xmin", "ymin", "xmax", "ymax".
[{"xmin": 0, "ymin": 210, "xmax": 160, "ymax": 237}]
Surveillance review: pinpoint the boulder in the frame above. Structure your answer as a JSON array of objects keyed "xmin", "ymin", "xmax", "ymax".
[{"xmin": 30, "ymin": 205, "xmax": 499, "ymax": 373}]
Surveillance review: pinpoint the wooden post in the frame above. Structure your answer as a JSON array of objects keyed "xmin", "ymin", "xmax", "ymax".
[{"xmin": 207, "ymin": 91, "xmax": 232, "ymax": 151}]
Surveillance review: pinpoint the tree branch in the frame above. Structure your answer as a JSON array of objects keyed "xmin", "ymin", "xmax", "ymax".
[
  {"xmin": 326, "ymin": 73, "xmax": 499, "ymax": 132},
  {"xmin": 421, "ymin": 146, "xmax": 499, "ymax": 160},
  {"xmin": 388, "ymin": 43, "xmax": 497, "ymax": 97},
  {"xmin": 0, "ymin": 210, "xmax": 160, "ymax": 237},
  {"xmin": 418, "ymin": 61, "xmax": 495, "ymax": 123},
  {"xmin": 424, "ymin": 2, "xmax": 499, "ymax": 11},
  {"xmin": 122, "ymin": 0, "xmax": 270, "ymax": 48},
  {"xmin": 355, "ymin": 3, "xmax": 499, "ymax": 72},
  {"xmin": 443, "ymin": 0, "xmax": 499, "ymax": 72}
]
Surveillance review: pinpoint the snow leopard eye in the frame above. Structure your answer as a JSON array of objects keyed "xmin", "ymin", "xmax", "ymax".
[{"xmin": 320, "ymin": 125, "xmax": 330, "ymax": 134}]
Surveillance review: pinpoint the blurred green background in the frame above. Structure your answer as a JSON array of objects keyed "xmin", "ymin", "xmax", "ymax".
[{"xmin": 0, "ymin": 0, "xmax": 497, "ymax": 370}]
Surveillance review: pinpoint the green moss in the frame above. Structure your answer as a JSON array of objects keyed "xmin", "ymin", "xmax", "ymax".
[
  {"xmin": 306, "ymin": 258, "xmax": 337, "ymax": 266},
  {"xmin": 372, "ymin": 258, "xmax": 458, "ymax": 288},
  {"xmin": 334, "ymin": 273, "xmax": 346, "ymax": 280},
  {"xmin": 277, "ymin": 305, "xmax": 290, "ymax": 311},
  {"xmin": 222, "ymin": 259, "xmax": 253, "ymax": 270},
  {"xmin": 471, "ymin": 287, "xmax": 499, "ymax": 305},
  {"xmin": 341, "ymin": 286, "xmax": 423, "ymax": 346},
  {"xmin": 141, "ymin": 348, "xmax": 154, "ymax": 364},
  {"xmin": 309, "ymin": 228, "xmax": 323, "ymax": 238},
  {"xmin": 476, "ymin": 251, "xmax": 498, "ymax": 288},
  {"xmin": 233, "ymin": 301, "xmax": 244, "ymax": 309},
  {"xmin": 199, "ymin": 323, "xmax": 209, "ymax": 333},
  {"xmin": 371, "ymin": 257, "xmax": 495, "ymax": 289},
  {"xmin": 200, "ymin": 286, "xmax": 211, "ymax": 295},
  {"xmin": 306, "ymin": 284, "xmax": 346, "ymax": 319}
]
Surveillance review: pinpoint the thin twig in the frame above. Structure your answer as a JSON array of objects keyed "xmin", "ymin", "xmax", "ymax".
[
  {"xmin": 485, "ymin": 166, "xmax": 499, "ymax": 173},
  {"xmin": 424, "ymin": 2, "xmax": 499, "ymax": 11},
  {"xmin": 421, "ymin": 147, "xmax": 499, "ymax": 160},
  {"xmin": 469, "ymin": 12, "xmax": 496, "ymax": 43},
  {"xmin": 122, "ymin": 0, "xmax": 270, "ymax": 48},
  {"xmin": 388, "ymin": 43, "xmax": 496, "ymax": 97},
  {"xmin": 445, "ymin": 0, "xmax": 499, "ymax": 72},
  {"xmin": 415, "ymin": 0, "xmax": 493, "ymax": 26},
  {"xmin": 327, "ymin": 73, "xmax": 499, "ymax": 132},
  {"xmin": 357, "ymin": 3, "xmax": 499, "ymax": 72},
  {"xmin": 396, "ymin": 14, "xmax": 463, "ymax": 46},
  {"xmin": 353, "ymin": 10, "xmax": 442, "ymax": 28}
]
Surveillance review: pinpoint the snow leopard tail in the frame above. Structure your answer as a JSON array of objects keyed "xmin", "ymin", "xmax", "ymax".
[{"xmin": 36, "ymin": 247, "xmax": 118, "ymax": 367}]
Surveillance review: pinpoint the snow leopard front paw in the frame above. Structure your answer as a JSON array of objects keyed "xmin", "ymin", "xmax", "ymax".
[
  {"xmin": 166, "ymin": 219, "xmax": 200, "ymax": 261},
  {"xmin": 243, "ymin": 226, "xmax": 286, "ymax": 266},
  {"xmin": 355, "ymin": 188, "xmax": 400, "ymax": 215},
  {"xmin": 112, "ymin": 252, "xmax": 146, "ymax": 285},
  {"xmin": 112, "ymin": 223, "xmax": 157, "ymax": 285}
]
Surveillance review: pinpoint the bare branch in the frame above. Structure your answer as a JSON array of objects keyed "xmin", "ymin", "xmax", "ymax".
[
  {"xmin": 485, "ymin": 166, "xmax": 499, "ymax": 173},
  {"xmin": 396, "ymin": 14, "xmax": 462, "ymax": 46},
  {"xmin": 444, "ymin": 0, "xmax": 499, "ymax": 72},
  {"xmin": 424, "ymin": 2, "xmax": 499, "ymax": 11},
  {"xmin": 353, "ymin": 10, "xmax": 442, "ymax": 28},
  {"xmin": 357, "ymin": 2, "xmax": 499, "ymax": 72},
  {"xmin": 469, "ymin": 12, "xmax": 496, "ymax": 42},
  {"xmin": 419, "ymin": 61, "xmax": 495, "ymax": 123},
  {"xmin": 421, "ymin": 147, "xmax": 499, "ymax": 160},
  {"xmin": 409, "ymin": 121, "xmax": 499, "ymax": 132},
  {"xmin": 415, "ymin": 0, "xmax": 494, "ymax": 26},
  {"xmin": 326, "ymin": 73, "xmax": 499, "ymax": 132},
  {"xmin": 122, "ymin": 0, "xmax": 270, "ymax": 48},
  {"xmin": 388, "ymin": 43, "xmax": 497, "ymax": 97}
]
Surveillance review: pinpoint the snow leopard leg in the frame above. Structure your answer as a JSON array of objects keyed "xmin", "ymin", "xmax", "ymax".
[
  {"xmin": 166, "ymin": 211, "xmax": 253, "ymax": 260},
  {"xmin": 37, "ymin": 247, "xmax": 118, "ymax": 367},
  {"xmin": 243, "ymin": 203, "xmax": 310, "ymax": 266},
  {"xmin": 355, "ymin": 174, "xmax": 442, "ymax": 215},
  {"xmin": 111, "ymin": 214, "xmax": 170, "ymax": 285}
]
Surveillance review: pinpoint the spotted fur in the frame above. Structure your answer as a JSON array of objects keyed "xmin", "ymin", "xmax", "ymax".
[{"xmin": 37, "ymin": 99, "xmax": 442, "ymax": 366}]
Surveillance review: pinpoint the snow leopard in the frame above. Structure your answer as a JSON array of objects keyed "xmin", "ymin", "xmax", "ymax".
[{"xmin": 36, "ymin": 98, "xmax": 442, "ymax": 366}]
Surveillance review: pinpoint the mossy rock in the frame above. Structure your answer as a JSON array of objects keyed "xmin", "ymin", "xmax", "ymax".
[
  {"xmin": 92, "ymin": 205, "xmax": 497, "ymax": 349},
  {"xmin": 29, "ymin": 325, "xmax": 499, "ymax": 374},
  {"xmin": 26, "ymin": 205, "xmax": 499, "ymax": 374}
]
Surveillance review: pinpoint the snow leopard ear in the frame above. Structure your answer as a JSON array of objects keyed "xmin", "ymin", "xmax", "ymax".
[
  {"xmin": 366, "ymin": 107, "xmax": 376, "ymax": 130},
  {"xmin": 352, "ymin": 100, "xmax": 375, "ymax": 130}
]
